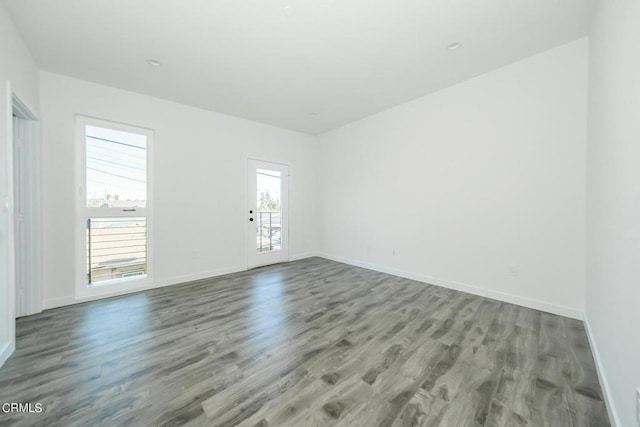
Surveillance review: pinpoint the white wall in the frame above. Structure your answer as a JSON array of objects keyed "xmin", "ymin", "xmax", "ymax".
[
  {"xmin": 0, "ymin": 4, "xmax": 39, "ymax": 366},
  {"xmin": 318, "ymin": 39, "xmax": 588, "ymax": 318},
  {"xmin": 586, "ymin": 1, "xmax": 640, "ymax": 426},
  {"xmin": 40, "ymin": 71, "xmax": 318, "ymax": 307}
]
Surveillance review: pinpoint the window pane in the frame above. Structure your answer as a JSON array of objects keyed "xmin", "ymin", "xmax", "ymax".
[
  {"xmin": 87, "ymin": 217, "xmax": 147, "ymax": 284},
  {"xmin": 86, "ymin": 125, "xmax": 147, "ymax": 208},
  {"xmin": 256, "ymin": 168, "xmax": 281, "ymax": 252}
]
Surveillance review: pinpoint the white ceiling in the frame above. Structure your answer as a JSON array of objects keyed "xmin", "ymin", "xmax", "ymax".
[{"xmin": 3, "ymin": 0, "xmax": 593, "ymax": 134}]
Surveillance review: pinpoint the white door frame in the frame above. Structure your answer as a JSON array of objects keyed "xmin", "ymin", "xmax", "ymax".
[
  {"xmin": 247, "ymin": 158, "xmax": 289, "ymax": 268},
  {"xmin": 12, "ymin": 93, "xmax": 42, "ymax": 318}
]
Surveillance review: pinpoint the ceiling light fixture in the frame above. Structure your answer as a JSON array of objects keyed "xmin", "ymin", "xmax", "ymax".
[
  {"xmin": 309, "ymin": 112, "xmax": 318, "ymax": 117},
  {"xmin": 447, "ymin": 42, "xmax": 462, "ymax": 51},
  {"xmin": 146, "ymin": 58, "xmax": 162, "ymax": 67},
  {"xmin": 283, "ymin": 5, "xmax": 294, "ymax": 16}
]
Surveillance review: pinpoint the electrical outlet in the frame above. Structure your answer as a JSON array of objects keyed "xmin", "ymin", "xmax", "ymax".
[
  {"xmin": 636, "ymin": 388, "xmax": 640, "ymax": 424},
  {"xmin": 507, "ymin": 264, "xmax": 519, "ymax": 277}
]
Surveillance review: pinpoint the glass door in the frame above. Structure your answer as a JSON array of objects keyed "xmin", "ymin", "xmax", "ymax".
[{"xmin": 247, "ymin": 159, "xmax": 289, "ymax": 268}]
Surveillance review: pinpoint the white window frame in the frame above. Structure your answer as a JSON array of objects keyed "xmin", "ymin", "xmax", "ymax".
[{"xmin": 74, "ymin": 115, "xmax": 154, "ymax": 298}]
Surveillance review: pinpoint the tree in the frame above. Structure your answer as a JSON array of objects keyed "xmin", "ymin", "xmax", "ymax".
[{"xmin": 259, "ymin": 191, "xmax": 280, "ymax": 211}]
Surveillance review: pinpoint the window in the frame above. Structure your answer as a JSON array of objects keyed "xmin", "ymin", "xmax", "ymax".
[
  {"xmin": 76, "ymin": 116, "xmax": 153, "ymax": 295},
  {"xmin": 85, "ymin": 124, "xmax": 147, "ymax": 208},
  {"xmin": 256, "ymin": 168, "xmax": 282, "ymax": 252}
]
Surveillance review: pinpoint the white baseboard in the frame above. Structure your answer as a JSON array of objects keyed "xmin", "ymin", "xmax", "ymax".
[
  {"xmin": 41, "ymin": 255, "xmax": 325, "ymax": 311},
  {"xmin": 317, "ymin": 253, "xmax": 583, "ymax": 320},
  {"xmin": 43, "ymin": 264, "xmax": 246, "ymax": 310},
  {"xmin": 42, "ymin": 295, "xmax": 77, "ymax": 310},
  {"xmin": 42, "ymin": 251, "xmax": 581, "ymax": 320},
  {"xmin": 153, "ymin": 265, "xmax": 246, "ymax": 288},
  {"xmin": 583, "ymin": 316, "xmax": 621, "ymax": 427},
  {"xmin": 289, "ymin": 252, "xmax": 320, "ymax": 261},
  {"xmin": 0, "ymin": 340, "xmax": 15, "ymax": 368}
]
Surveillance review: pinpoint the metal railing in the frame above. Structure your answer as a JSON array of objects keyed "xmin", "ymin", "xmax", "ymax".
[
  {"xmin": 87, "ymin": 217, "xmax": 147, "ymax": 284},
  {"xmin": 256, "ymin": 211, "xmax": 281, "ymax": 252}
]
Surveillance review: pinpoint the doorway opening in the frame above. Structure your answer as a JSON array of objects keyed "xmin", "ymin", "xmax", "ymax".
[{"xmin": 12, "ymin": 94, "xmax": 42, "ymax": 318}]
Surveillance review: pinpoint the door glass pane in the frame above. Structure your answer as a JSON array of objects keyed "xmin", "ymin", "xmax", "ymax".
[
  {"xmin": 86, "ymin": 125, "xmax": 147, "ymax": 208},
  {"xmin": 87, "ymin": 217, "xmax": 147, "ymax": 285},
  {"xmin": 256, "ymin": 168, "xmax": 281, "ymax": 252}
]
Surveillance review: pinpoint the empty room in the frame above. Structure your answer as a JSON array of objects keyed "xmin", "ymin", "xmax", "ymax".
[{"xmin": 0, "ymin": 0, "xmax": 637, "ymax": 426}]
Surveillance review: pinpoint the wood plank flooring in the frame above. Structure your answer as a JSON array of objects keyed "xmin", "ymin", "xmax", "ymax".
[{"xmin": 0, "ymin": 257, "xmax": 609, "ymax": 426}]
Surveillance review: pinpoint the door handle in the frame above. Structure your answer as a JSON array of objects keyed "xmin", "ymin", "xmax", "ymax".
[{"xmin": 122, "ymin": 208, "xmax": 136, "ymax": 212}]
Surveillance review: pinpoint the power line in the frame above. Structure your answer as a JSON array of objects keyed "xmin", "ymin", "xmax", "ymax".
[
  {"xmin": 87, "ymin": 156, "xmax": 146, "ymax": 171},
  {"xmin": 87, "ymin": 167, "xmax": 146, "ymax": 183},
  {"xmin": 86, "ymin": 134, "xmax": 146, "ymax": 150}
]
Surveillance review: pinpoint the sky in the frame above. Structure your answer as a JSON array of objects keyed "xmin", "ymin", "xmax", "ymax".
[
  {"xmin": 85, "ymin": 125, "xmax": 147, "ymax": 206},
  {"xmin": 256, "ymin": 168, "xmax": 281, "ymax": 209}
]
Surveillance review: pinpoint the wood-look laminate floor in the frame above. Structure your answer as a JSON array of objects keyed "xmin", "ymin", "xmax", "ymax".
[{"xmin": 0, "ymin": 257, "xmax": 609, "ymax": 427}]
